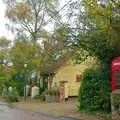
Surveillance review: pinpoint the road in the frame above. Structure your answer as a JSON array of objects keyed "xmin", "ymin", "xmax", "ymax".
[
  {"xmin": 0, "ymin": 101, "xmax": 56, "ymax": 120},
  {"xmin": 0, "ymin": 101, "xmax": 80, "ymax": 120}
]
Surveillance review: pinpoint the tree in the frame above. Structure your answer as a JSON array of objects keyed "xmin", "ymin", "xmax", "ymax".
[
  {"xmin": 4, "ymin": 0, "xmax": 60, "ymax": 42},
  {"xmin": 9, "ymin": 40, "xmax": 41, "ymax": 72},
  {"xmin": 9, "ymin": 39, "xmax": 43, "ymax": 91},
  {"xmin": 65, "ymin": 0, "xmax": 120, "ymax": 63},
  {"xmin": 0, "ymin": 37, "xmax": 12, "ymax": 89},
  {"xmin": 63, "ymin": 0, "xmax": 120, "ymax": 112},
  {"xmin": 0, "ymin": 37, "xmax": 11, "ymax": 67},
  {"xmin": 38, "ymin": 26, "xmax": 73, "ymax": 89}
]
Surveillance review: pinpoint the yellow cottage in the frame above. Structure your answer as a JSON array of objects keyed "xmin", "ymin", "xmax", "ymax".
[{"xmin": 52, "ymin": 57, "xmax": 99, "ymax": 98}]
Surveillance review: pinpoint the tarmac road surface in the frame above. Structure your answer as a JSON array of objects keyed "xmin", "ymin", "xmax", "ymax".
[
  {"xmin": 0, "ymin": 101, "xmax": 80, "ymax": 120},
  {"xmin": 0, "ymin": 101, "xmax": 55, "ymax": 120}
]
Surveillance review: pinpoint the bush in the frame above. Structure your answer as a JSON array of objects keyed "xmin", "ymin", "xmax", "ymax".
[
  {"xmin": 40, "ymin": 91, "xmax": 46, "ymax": 100},
  {"xmin": 33, "ymin": 94, "xmax": 41, "ymax": 99},
  {"xmin": 78, "ymin": 65, "xmax": 111, "ymax": 113},
  {"xmin": 33, "ymin": 91, "xmax": 46, "ymax": 100},
  {"xmin": 45, "ymin": 89, "xmax": 59, "ymax": 96},
  {"xmin": 40, "ymin": 87, "xmax": 45, "ymax": 94},
  {"xmin": 15, "ymin": 83, "xmax": 24, "ymax": 96},
  {"xmin": 6, "ymin": 90, "xmax": 19, "ymax": 102}
]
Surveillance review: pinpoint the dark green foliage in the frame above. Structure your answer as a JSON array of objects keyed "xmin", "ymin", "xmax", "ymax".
[
  {"xmin": 77, "ymin": 31, "xmax": 118, "ymax": 64},
  {"xmin": 12, "ymin": 73, "xmax": 25, "ymax": 96},
  {"xmin": 33, "ymin": 89, "xmax": 46, "ymax": 100},
  {"xmin": 39, "ymin": 87, "xmax": 46, "ymax": 96},
  {"xmin": 40, "ymin": 91, "xmax": 46, "ymax": 101},
  {"xmin": 33, "ymin": 94, "xmax": 41, "ymax": 99},
  {"xmin": 15, "ymin": 83, "xmax": 24, "ymax": 96},
  {"xmin": 33, "ymin": 91, "xmax": 46, "ymax": 100},
  {"xmin": 45, "ymin": 89, "xmax": 59, "ymax": 95},
  {"xmin": 6, "ymin": 90, "xmax": 19, "ymax": 102},
  {"xmin": 78, "ymin": 65, "xmax": 111, "ymax": 113}
]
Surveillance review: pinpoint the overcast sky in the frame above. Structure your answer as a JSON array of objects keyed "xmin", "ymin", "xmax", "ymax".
[
  {"xmin": 0, "ymin": 0, "xmax": 71, "ymax": 40},
  {"xmin": 0, "ymin": 0, "xmax": 14, "ymax": 40}
]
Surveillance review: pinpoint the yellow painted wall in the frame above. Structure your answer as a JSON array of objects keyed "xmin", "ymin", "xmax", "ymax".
[{"xmin": 52, "ymin": 57, "xmax": 99, "ymax": 97}]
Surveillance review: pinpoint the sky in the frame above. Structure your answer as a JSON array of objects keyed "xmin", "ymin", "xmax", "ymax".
[
  {"xmin": 0, "ymin": 0, "xmax": 14, "ymax": 40},
  {"xmin": 0, "ymin": 0, "xmax": 71, "ymax": 40}
]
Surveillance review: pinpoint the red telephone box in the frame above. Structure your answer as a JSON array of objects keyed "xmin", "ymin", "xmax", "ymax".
[{"xmin": 112, "ymin": 57, "xmax": 120, "ymax": 91}]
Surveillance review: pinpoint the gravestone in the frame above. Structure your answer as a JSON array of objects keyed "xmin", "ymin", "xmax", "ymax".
[
  {"xmin": 31, "ymin": 86, "xmax": 39, "ymax": 98},
  {"xmin": 8, "ymin": 86, "xmax": 13, "ymax": 93}
]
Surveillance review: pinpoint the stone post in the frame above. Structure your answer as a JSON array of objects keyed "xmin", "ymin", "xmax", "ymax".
[{"xmin": 59, "ymin": 81, "xmax": 68, "ymax": 103}]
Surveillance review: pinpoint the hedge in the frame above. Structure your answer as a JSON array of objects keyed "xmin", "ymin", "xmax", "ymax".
[{"xmin": 78, "ymin": 65, "xmax": 111, "ymax": 113}]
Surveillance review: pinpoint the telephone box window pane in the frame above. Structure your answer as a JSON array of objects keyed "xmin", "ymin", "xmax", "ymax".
[
  {"xmin": 115, "ymin": 74, "xmax": 120, "ymax": 76},
  {"xmin": 114, "ymin": 70, "xmax": 120, "ymax": 81},
  {"xmin": 116, "ymin": 80, "xmax": 120, "ymax": 84},
  {"xmin": 116, "ymin": 79, "xmax": 120, "ymax": 82},
  {"xmin": 114, "ymin": 70, "xmax": 120, "ymax": 74},
  {"xmin": 115, "ymin": 76, "xmax": 120, "ymax": 79},
  {"xmin": 116, "ymin": 85, "xmax": 120, "ymax": 89},
  {"xmin": 115, "ymin": 70, "xmax": 120, "ymax": 72}
]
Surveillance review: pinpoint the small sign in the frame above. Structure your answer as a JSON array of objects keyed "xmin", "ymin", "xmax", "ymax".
[
  {"xmin": 113, "ymin": 62, "xmax": 120, "ymax": 66},
  {"xmin": 18, "ymin": 73, "xmax": 25, "ymax": 79},
  {"xmin": 76, "ymin": 75, "xmax": 81, "ymax": 82}
]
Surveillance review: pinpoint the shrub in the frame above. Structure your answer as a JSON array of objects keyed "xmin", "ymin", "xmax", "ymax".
[
  {"xmin": 40, "ymin": 87, "xmax": 45, "ymax": 94},
  {"xmin": 78, "ymin": 65, "xmax": 111, "ymax": 113},
  {"xmin": 15, "ymin": 83, "xmax": 24, "ymax": 96},
  {"xmin": 33, "ymin": 91, "xmax": 46, "ymax": 100},
  {"xmin": 6, "ymin": 90, "xmax": 19, "ymax": 102},
  {"xmin": 40, "ymin": 91, "xmax": 46, "ymax": 100},
  {"xmin": 33, "ymin": 94, "xmax": 41, "ymax": 99},
  {"xmin": 45, "ymin": 89, "xmax": 59, "ymax": 96}
]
